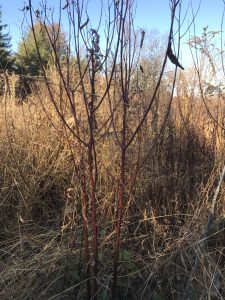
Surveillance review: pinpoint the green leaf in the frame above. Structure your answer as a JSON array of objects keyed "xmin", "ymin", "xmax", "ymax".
[
  {"xmin": 188, "ymin": 287, "xmax": 199, "ymax": 300},
  {"xmin": 68, "ymin": 270, "xmax": 80, "ymax": 281},
  {"xmin": 152, "ymin": 290, "xmax": 164, "ymax": 300},
  {"xmin": 127, "ymin": 261, "xmax": 137, "ymax": 271},
  {"xmin": 119, "ymin": 249, "xmax": 131, "ymax": 261}
]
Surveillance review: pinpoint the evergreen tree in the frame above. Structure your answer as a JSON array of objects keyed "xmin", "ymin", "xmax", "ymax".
[
  {"xmin": 17, "ymin": 22, "xmax": 67, "ymax": 76},
  {"xmin": 0, "ymin": 8, "xmax": 13, "ymax": 70}
]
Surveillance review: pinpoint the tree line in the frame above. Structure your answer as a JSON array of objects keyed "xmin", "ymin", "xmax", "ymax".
[{"xmin": 0, "ymin": 8, "xmax": 66, "ymax": 77}]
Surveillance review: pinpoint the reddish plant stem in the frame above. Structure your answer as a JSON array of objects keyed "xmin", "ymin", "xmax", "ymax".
[
  {"xmin": 88, "ymin": 143, "xmax": 98, "ymax": 299},
  {"xmin": 80, "ymin": 168, "xmax": 91, "ymax": 299},
  {"xmin": 112, "ymin": 146, "xmax": 126, "ymax": 299},
  {"xmin": 112, "ymin": 99, "xmax": 128, "ymax": 299},
  {"xmin": 88, "ymin": 51, "xmax": 98, "ymax": 299}
]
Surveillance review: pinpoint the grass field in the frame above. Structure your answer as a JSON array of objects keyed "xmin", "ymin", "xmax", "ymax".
[{"xmin": 0, "ymin": 64, "xmax": 224, "ymax": 300}]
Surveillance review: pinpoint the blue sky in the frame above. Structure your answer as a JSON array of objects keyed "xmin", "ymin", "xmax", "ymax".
[{"xmin": 1, "ymin": 0, "xmax": 225, "ymax": 68}]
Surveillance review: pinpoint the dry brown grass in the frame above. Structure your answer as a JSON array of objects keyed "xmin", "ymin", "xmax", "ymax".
[{"xmin": 0, "ymin": 75, "xmax": 225, "ymax": 300}]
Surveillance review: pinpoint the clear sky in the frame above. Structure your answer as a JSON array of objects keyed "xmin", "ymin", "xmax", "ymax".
[{"xmin": 1, "ymin": 0, "xmax": 225, "ymax": 68}]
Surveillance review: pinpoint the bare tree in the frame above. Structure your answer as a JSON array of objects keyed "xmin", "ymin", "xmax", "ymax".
[{"xmin": 25, "ymin": 0, "xmax": 183, "ymax": 298}]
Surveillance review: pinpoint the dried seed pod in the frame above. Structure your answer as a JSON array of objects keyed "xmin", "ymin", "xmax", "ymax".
[
  {"xmin": 140, "ymin": 30, "xmax": 145, "ymax": 48},
  {"xmin": 167, "ymin": 42, "xmax": 184, "ymax": 70}
]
